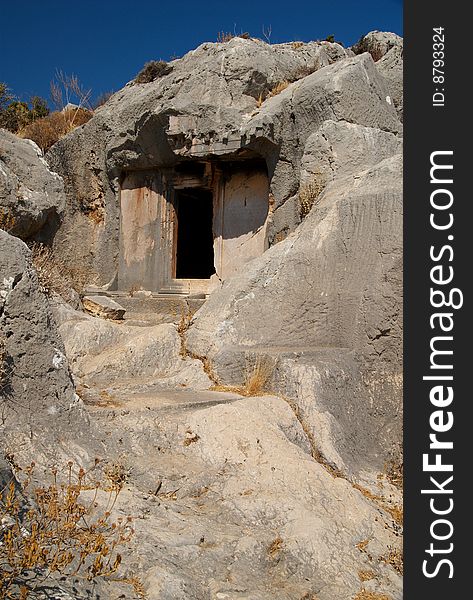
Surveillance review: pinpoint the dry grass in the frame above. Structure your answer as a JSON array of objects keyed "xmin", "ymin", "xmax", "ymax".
[
  {"xmin": 267, "ymin": 536, "xmax": 283, "ymax": 557},
  {"xmin": 381, "ymin": 547, "xmax": 403, "ymax": 575},
  {"xmin": 256, "ymin": 92, "xmax": 265, "ymax": 108},
  {"xmin": 353, "ymin": 592, "xmax": 391, "ymax": 600},
  {"xmin": 356, "ymin": 539, "xmax": 370, "ymax": 552},
  {"xmin": 103, "ymin": 462, "xmax": 130, "ymax": 492},
  {"xmin": 358, "ymin": 570, "xmax": 376, "ymax": 582},
  {"xmin": 243, "ymin": 357, "xmax": 274, "ymax": 396},
  {"xmin": 352, "ymin": 483, "xmax": 403, "ymax": 527},
  {"xmin": 384, "ymin": 459, "xmax": 403, "ymax": 489},
  {"xmin": 177, "ymin": 310, "xmax": 193, "ymax": 354},
  {"xmin": 210, "ymin": 357, "xmax": 275, "ymax": 397},
  {"xmin": 0, "ymin": 460, "xmax": 136, "ymax": 598},
  {"xmin": 298, "ymin": 175, "xmax": 326, "ymax": 219},
  {"xmin": 0, "ymin": 207, "xmax": 15, "ymax": 232},
  {"xmin": 217, "ymin": 31, "xmax": 235, "ymax": 43},
  {"xmin": 267, "ymin": 80, "xmax": 289, "ymax": 98},
  {"xmin": 19, "ymin": 108, "xmax": 92, "ymax": 153},
  {"xmin": 31, "ymin": 242, "xmax": 96, "ymax": 299}
]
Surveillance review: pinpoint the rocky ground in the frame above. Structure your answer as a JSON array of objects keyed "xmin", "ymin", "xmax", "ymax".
[{"xmin": 1, "ymin": 31, "xmax": 403, "ymax": 599}]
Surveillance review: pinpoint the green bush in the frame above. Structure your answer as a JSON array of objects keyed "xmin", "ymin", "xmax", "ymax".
[{"xmin": 0, "ymin": 83, "xmax": 50, "ymax": 134}]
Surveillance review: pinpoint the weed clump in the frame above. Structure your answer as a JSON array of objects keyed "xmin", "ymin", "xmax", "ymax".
[
  {"xmin": 210, "ymin": 356, "xmax": 275, "ymax": 397},
  {"xmin": 298, "ymin": 175, "xmax": 326, "ymax": 219},
  {"xmin": 0, "ymin": 460, "xmax": 137, "ymax": 598}
]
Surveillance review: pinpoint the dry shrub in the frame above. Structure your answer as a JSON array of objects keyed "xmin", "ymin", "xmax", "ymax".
[
  {"xmin": 31, "ymin": 243, "xmax": 95, "ymax": 299},
  {"xmin": 358, "ymin": 570, "xmax": 376, "ymax": 582},
  {"xmin": 351, "ymin": 36, "xmax": 384, "ymax": 62},
  {"xmin": 19, "ymin": 108, "xmax": 92, "ymax": 153},
  {"xmin": 243, "ymin": 357, "xmax": 274, "ymax": 396},
  {"xmin": 255, "ymin": 81, "xmax": 290, "ymax": 108},
  {"xmin": 134, "ymin": 61, "xmax": 172, "ymax": 84},
  {"xmin": 384, "ymin": 458, "xmax": 403, "ymax": 489},
  {"xmin": 267, "ymin": 80, "xmax": 289, "ymax": 98},
  {"xmin": 356, "ymin": 539, "xmax": 370, "ymax": 552},
  {"xmin": 381, "ymin": 547, "xmax": 403, "ymax": 575},
  {"xmin": 291, "ymin": 41, "xmax": 304, "ymax": 50},
  {"xmin": 177, "ymin": 309, "xmax": 194, "ymax": 357},
  {"xmin": 0, "ymin": 460, "xmax": 136, "ymax": 598},
  {"xmin": 217, "ymin": 31, "xmax": 235, "ymax": 43},
  {"xmin": 298, "ymin": 175, "xmax": 326, "ymax": 219},
  {"xmin": 0, "ymin": 207, "xmax": 16, "ymax": 232}
]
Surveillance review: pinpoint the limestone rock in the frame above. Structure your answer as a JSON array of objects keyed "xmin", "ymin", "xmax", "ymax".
[
  {"xmin": 0, "ymin": 231, "xmax": 78, "ymax": 427},
  {"xmin": 82, "ymin": 294, "xmax": 126, "ymax": 320},
  {"xmin": 187, "ymin": 153, "xmax": 402, "ymax": 475},
  {"xmin": 45, "ymin": 38, "xmax": 354, "ymax": 283},
  {"xmin": 55, "ymin": 303, "xmax": 211, "ymax": 389},
  {"xmin": 0, "ymin": 129, "xmax": 66, "ymax": 240},
  {"xmin": 352, "ymin": 31, "xmax": 403, "ymax": 120},
  {"xmin": 82, "ymin": 393, "xmax": 402, "ymax": 600},
  {"xmin": 0, "ymin": 33, "xmax": 405, "ymax": 598}
]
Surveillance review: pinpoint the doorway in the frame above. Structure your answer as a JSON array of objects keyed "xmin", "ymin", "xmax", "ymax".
[{"xmin": 175, "ymin": 187, "xmax": 215, "ymax": 279}]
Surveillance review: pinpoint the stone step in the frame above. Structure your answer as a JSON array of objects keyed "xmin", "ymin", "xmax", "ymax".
[
  {"xmin": 79, "ymin": 382, "xmax": 242, "ymax": 413},
  {"xmin": 81, "ymin": 291, "xmax": 206, "ymax": 326}
]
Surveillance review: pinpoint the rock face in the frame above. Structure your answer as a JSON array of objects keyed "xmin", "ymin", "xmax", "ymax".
[
  {"xmin": 43, "ymin": 25, "xmax": 403, "ymax": 490},
  {"xmin": 352, "ymin": 31, "xmax": 403, "ymax": 120},
  {"xmin": 0, "ymin": 129, "xmax": 66, "ymax": 240},
  {"xmin": 2, "ymin": 32, "xmax": 403, "ymax": 599},
  {"xmin": 187, "ymin": 143, "xmax": 402, "ymax": 476},
  {"xmin": 46, "ymin": 37, "xmax": 354, "ymax": 282},
  {"xmin": 0, "ymin": 231, "xmax": 86, "ymax": 445}
]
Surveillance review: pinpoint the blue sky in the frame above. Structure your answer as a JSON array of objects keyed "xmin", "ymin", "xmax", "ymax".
[{"xmin": 1, "ymin": 0, "xmax": 402, "ymax": 106}]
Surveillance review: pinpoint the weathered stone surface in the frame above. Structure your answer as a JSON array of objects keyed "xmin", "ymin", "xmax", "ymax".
[
  {"xmin": 45, "ymin": 38, "xmax": 356, "ymax": 283},
  {"xmin": 352, "ymin": 31, "xmax": 403, "ymax": 120},
  {"xmin": 81, "ymin": 393, "xmax": 402, "ymax": 600},
  {"xmin": 82, "ymin": 294, "xmax": 126, "ymax": 320},
  {"xmin": 0, "ymin": 231, "xmax": 79, "ymax": 431},
  {"xmin": 0, "ymin": 129, "xmax": 65, "ymax": 240},
  {"xmin": 187, "ymin": 152, "xmax": 402, "ymax": 475},
  {"xmin": 1, "ymin": 32, "xmax": 404, "ymax": 599},
  {"xmin": 55, "ymin": 303, "xmax": 211, "ymax": 389}
]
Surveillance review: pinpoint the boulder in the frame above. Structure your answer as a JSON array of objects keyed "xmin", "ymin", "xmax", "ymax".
[
  {"xmin": 0, "ymin": 230, "xmax": 85, "ymax": 443},
  {"xmin": 0, "ymin": 129, "xmax": 65, "ymax": 240}
]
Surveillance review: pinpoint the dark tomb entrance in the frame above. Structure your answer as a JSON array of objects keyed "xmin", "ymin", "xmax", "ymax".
[{"xmin": 175, "ymin": 187, "xmax": 215, "ymax": 279}]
